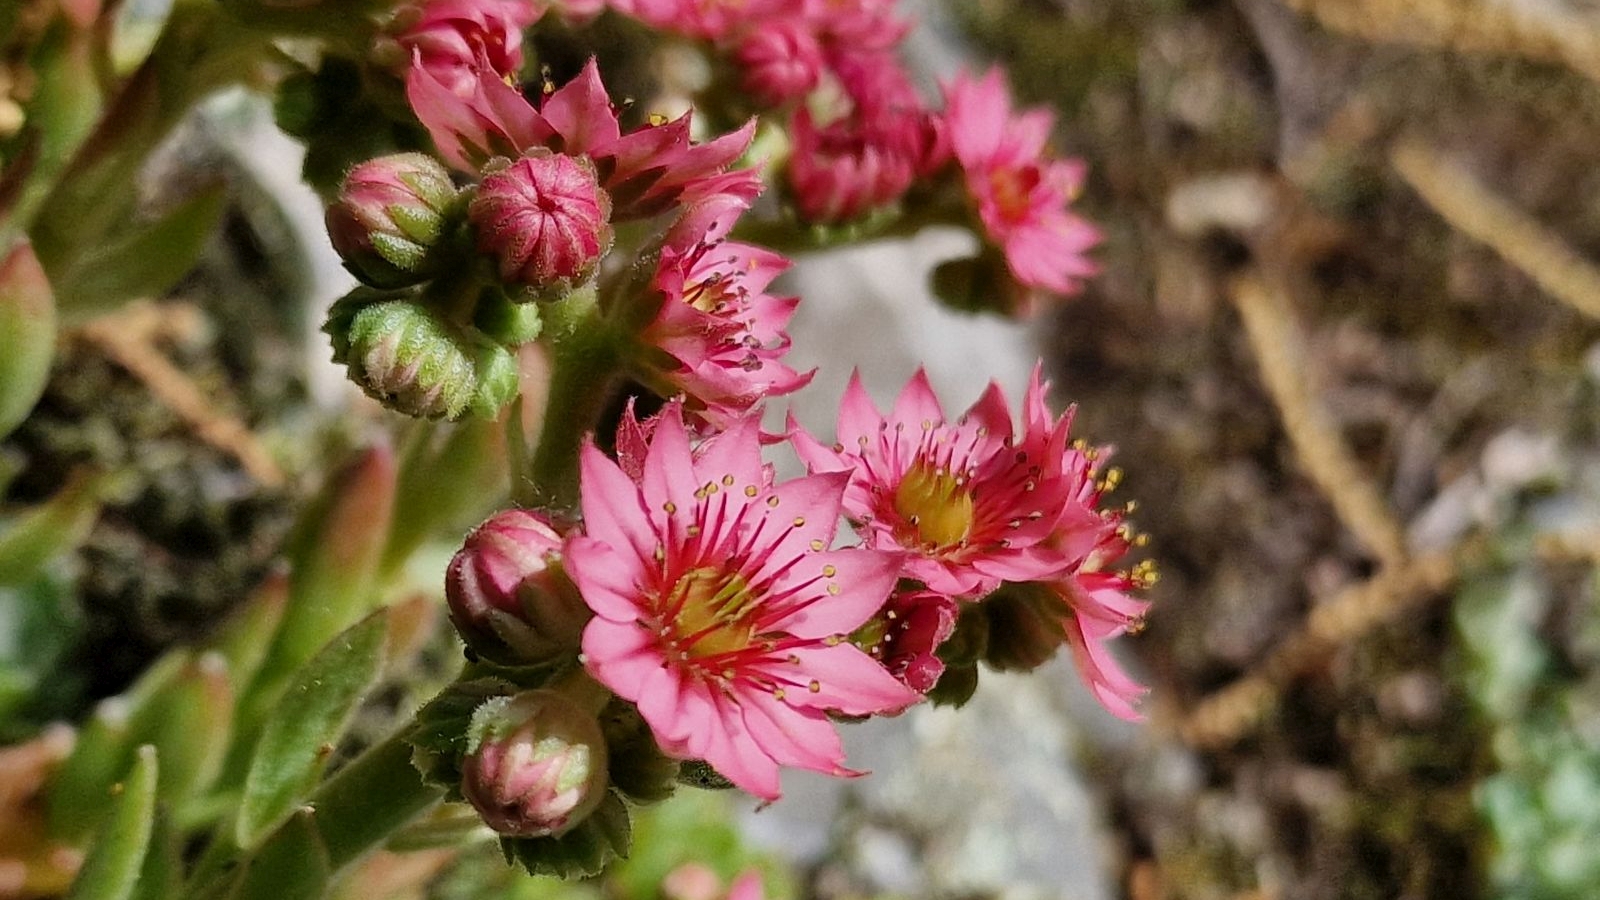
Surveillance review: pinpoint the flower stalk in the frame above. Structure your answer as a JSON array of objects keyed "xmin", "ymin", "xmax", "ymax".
[{"xmin": 525, "ymin": 284, "xmax": 620, "ymax": 510}]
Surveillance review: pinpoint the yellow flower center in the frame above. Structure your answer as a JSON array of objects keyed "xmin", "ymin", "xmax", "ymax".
[
  {"xmin": 663, "ymin": 567, "xmax": 757, "ymax": 659},
  {"xmin": 988, "ymin": 165, "xmax": 1039, "ymax": 224},
  {"xmin": 893, "ymin": 463, "xmax": 975, "ymax": 550}
]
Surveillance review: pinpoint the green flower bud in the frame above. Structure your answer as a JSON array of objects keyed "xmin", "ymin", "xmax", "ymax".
[
  {"xmin": 327, "ymin": 295, "xmax": 478, "ymax": 420},
  {"xmin": 326, "ymin": 153, "xmax": 460, "ymax": 289}
]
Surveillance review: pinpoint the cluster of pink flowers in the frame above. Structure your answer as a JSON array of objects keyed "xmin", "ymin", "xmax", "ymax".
[
  {"xmin": 789, "ymin": 368, "xmax": 1151, "ymax": 719},
  {"xmin": 360, "ymin": 0, "xmax": 1145, "ymax": 821},
  {"xmin": 385, "ymin": 0, "xmax": 1100, "ymax": 309}
]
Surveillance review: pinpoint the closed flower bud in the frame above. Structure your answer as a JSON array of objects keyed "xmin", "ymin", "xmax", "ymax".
[
  {"xmin": 446, "ymin": 509, "xmax": 591, "ymax": 664},
  {"xmin": 468, "ymin": 338, "xmax": 520, "ymax": 419},
  {"xmin": 733, "ymin": 21, "xmax": 823, "ymax": 108},
  {"xmin": 327, "ymin": 153, "xmax": 460, "ymax": 288},
  {"xmin": 328, "ymin": 295, "xmax": 479, "ymax": 419},
  {"xmin": 461, "ymin": 690, "xmax": 609, "ymax": 838},
  {"xmin": 469, "ymin": 154, "xmax": 612, "ymax": 297}
]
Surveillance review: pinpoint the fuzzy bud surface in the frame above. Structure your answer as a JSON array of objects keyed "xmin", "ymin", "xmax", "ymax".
[
  {"xmin": 469, "ymin": 154, "xmax": 612, "ymax": 295},
  {"xmin": 327, "ymin": 153, "xmax": 459, "ymax": 289},
  {"xmin": 446, "ymin": 508, "xmax": 591, "ymax": 664},
  {"xmin": 461, "ymin": 690, "xmax": 610, "ymax": 837}
]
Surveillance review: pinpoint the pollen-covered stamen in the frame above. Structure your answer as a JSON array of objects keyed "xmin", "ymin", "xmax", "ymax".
[
  {"xmin": 659, "ymin": 567, "xmax": 760, "ymax": 660},
  {"xmin": 893, "ymin": 461, "xmax": 976, "ymax": 549},
  {"xmin": 988, "ymin": 164, "xmax": 1044, "ymax": 225}
]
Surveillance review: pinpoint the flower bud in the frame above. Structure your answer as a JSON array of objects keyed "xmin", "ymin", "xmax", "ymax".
[
  {"xmin": 327, "ymin": 295, "xmax": 478, "ymax": 419},
  {"xmin": 469, "ymin": 154, "xmax": 612, "ymax": 297},
  {"xmin": 446, "ymin": 509, "xmax": 591, "ymax": 664},
  {"xmin": 787, "ymin": 110, "xmax": 913, "ymax": 224},
  {"xmin": 853, "ymin": 589, "xmax": 959, "ymax": 694},
  {"xmin": 468, "ymin": 338, "xmax": 521, "ymax": 418},
  {"xmin": 326, "ymin": 153, "xmax": 459, "ymax": 289},
  {"xmin": 389, "ymin": 0, "xmax": 533, "ymax": 95},
  {"xmin": 733, "ymin": 21, "xmax": 823, "ymax": 108},
  {"xmin": 461, "ymin": 690, "xmax": 610, "ymax": 838}
]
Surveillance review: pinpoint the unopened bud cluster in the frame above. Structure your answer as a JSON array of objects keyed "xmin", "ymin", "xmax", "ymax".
[{"xmin": 322, "ymin": 143, "xmax": 612, "ymax": 419}]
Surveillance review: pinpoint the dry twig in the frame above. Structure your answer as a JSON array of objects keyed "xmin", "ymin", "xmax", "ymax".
[
  {"xmin": 1273, "ymin": 0, "xmax": 1600, "ymax": 83},
  {"xmin": 78, "ymin": 301, "xmax": 285, "ymax": 488},
  {"xmin": 1181, "ymin": 551, "xmax": 1457, "ymax": 748},
  {"xmin": 1390, "ymin": 135, "xmax": 1600, "ymax": 321},
  {"xmin": 1229, "ymin": 273, "xmax": 1408, "ymax": 566}
]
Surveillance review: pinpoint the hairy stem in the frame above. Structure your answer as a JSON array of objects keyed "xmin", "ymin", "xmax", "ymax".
[{"xmin": 525, "ymin": 285, "xmax": 622, "ymax": 510}]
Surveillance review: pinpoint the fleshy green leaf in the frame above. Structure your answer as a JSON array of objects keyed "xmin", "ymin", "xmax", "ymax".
[
  {"xmin": 127, "ymin": 811, "xmax": 181, "ymax": 900},
  {"xmin": 226, "ymin": 810, "xmax": 330, "ymax": 900},
  {"xmin": 0, "ymin": 472, "xmax": 101, "ymax": 587},
  {"xmin": 498, "ymin": 790, "xmax": 631, "ymax": 879},
  {"xmin": 66, "ymin": 745, "xmax": 158, "ymax": 900},
  {"xmin": 210, "ymin": 572, "xmax": 288, "ymax": 697},
  {"xmin": 54, "ymin": 186, "xmax": 227, "ymax": 311},
  {"xmin": 0, "ymin": 239, "xmax": 57, "ymax": 441},
  {"xmin": 49, "ymin": 653, "xmax": 186, "ymax": 840},
  {"xmin": 148, "ymin": 652, "xmax": 234, "ymax": 806},
  {"xmin": 236, "ymin": 613, "xmax": 387, "ymax": 848},
  {"xmin": 406, "ymin": 677, "xmax": 517, "ymax": 799},
  {"xmin": 226, "ymin": 445, "xmax": 396, "ymax": 784}
]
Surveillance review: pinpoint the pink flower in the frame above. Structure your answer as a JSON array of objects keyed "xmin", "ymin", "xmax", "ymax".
[
  {"xmin": 784, "ymin": 54, "xmax": 945, "ymax": 223},
  {"xmin": 734, "ymin": 19, "xmax": 825, "ymax": 107},
  {"xmin": 943, "ymin": 68, "xmax": 1100, "ymax": 307},
  {"xmin": 662, "ymin": 864, "xmax": 767, "ymax": 900},
  {"xmin": 469, "ymin": 153, "xmax": 613, "ymax": 291},
  {"xmin": 859, "ymin": 588, "xmax": 958, "ymax": 693},
  {"xmin": 565, "ymin": 405, "xmax": 919, "ymax": 800},
  {"xmin": 408, "ymin": 58, "xmax": 760, "ymax": 220},
  {"xmin": 802, "ymin": 0, "xmax": 907, "ymax": 49},
  {"xmin": 1060, "ymin": 567, "xmax": 1150, "ymax": 721},
  {"xmin": 633, "ymin": 193, "xmax": 812, "ymax": 429},
  {"xmin": 612, "ymin": 0, "xmax": 796, "ymax": 40},
  {"xmin": 789, "ymin": 368, "xmax": 1080, "ymax": 597},
  {"xmin": 787, "ymin": 109, "xmax": 914, "ymax": 224},
  {"xmin": 391, "ymin": 0, "xmax": 537, "ymax": 94},
  {"xmin": 790, "ymin": 366, "xmax": 1152, "ymax": 719}
]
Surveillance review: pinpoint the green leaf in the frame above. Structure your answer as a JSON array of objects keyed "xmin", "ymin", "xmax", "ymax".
[
  {"xmin": 226, "ymin": 810, "xmax": 330, "ymax": 900},
  {"xmin": 49, "ymin": 653, "xmax": 186, "ymax": 840},
  {"xmin": 53, "ymin": 185, "xmax": 226, "ymax": 311},
  {"xmin": 0, "ymin": 472, "xmax": 101, "ymax": 586},
  {"xmin": 381, "ymin": 417, "xmax": 507, "ymax": 579},
  {"xmin": 66, "ymin": 745, "xmax": 158, "ymax": 900},
  {"xmin": 0, "ymin": 239, "xmax": 57, "ymax": 440},
  {"xmin": 499, "ymin": 790, "xmax": 631, "ymax": 879},
  {"xmin": 225, "ymin": 445, "xmax": 396, "ymax": 786},
  {"xmin": 210, "ymin": 572, "xmax": 288, "ymax": 697},
  {"xmin": 148, "ymin": 652, "xmax": 234, "ymax": 806},
  {"xmin": 406, "ymin": 677, "xmax": 516, "ymax": 799},
  {"xmin": 236, "ymin": 612, "xmax": 387, "ymax": 848},
  {"xmin": 127, "ymin": 810, "xmax": 181, "ymax": 900}
]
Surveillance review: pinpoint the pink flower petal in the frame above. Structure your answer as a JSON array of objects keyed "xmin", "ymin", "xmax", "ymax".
[{"xmin": 776, "ymin": 643, "xmax": 920, "ymax": 715}]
